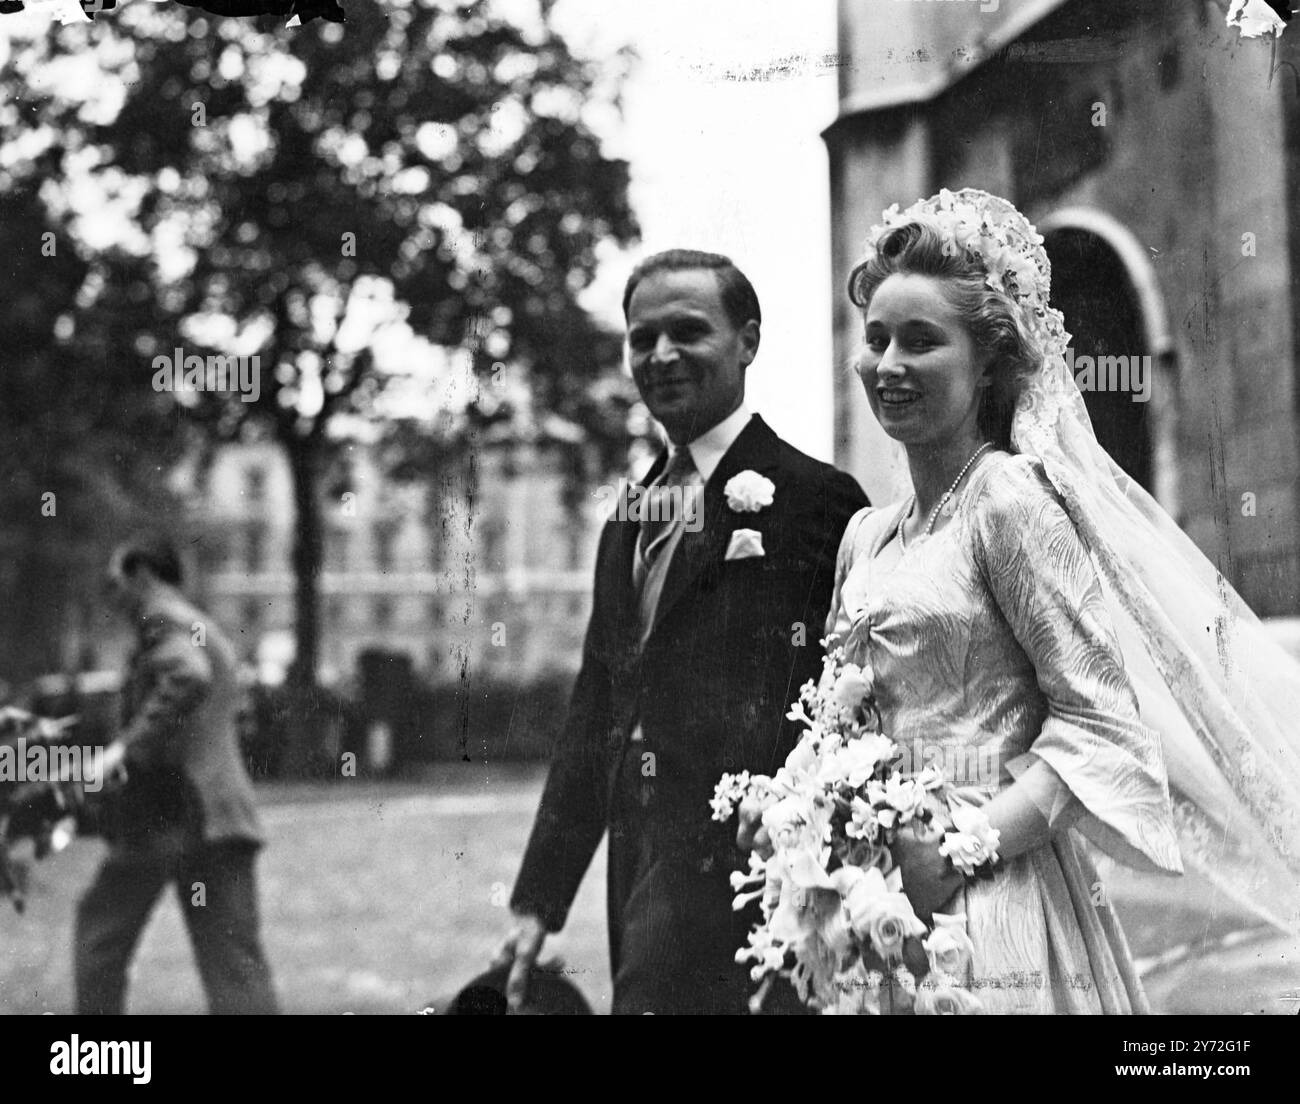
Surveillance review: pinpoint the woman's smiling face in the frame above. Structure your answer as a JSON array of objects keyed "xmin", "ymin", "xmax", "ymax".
[{"xmin": 858, "ymin": 273, "xmax": 990, "ymax": 448}]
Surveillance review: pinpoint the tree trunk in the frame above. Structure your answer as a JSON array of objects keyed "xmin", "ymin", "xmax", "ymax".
[
  {"xmin": 283, "ymin": 434, "xmax": 326, "ymax": 775},
  {"xmin": 286, "ymin": 435, "xmax": 324, "ymax": 691}
]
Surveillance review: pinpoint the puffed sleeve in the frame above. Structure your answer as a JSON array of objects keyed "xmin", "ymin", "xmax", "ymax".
[{"xmin": 970, "ymin": 455, "xmax": 1183, "ymax": 875}]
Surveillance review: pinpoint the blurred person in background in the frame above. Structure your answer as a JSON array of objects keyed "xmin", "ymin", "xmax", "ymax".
[{"xmin": 74, "ymin": 535, "xmax": 278, "ymax": 1015}]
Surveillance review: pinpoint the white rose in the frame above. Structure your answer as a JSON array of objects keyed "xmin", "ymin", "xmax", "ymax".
[
  {"xmin": 938, "ymin": 832, "xmax": 987, "ymax": 877},
  {"xmin": 834, "ymin": 736, "xmax": 894, "ymax": 790},
  {"xmin": 724, "ymin": 470, "xmax": 775, "ymax": 513},
  {"xmin": 831, "ymin": 662, "xmax": 873, "ymax": 710},
  {"xmin": 922, "ymin": 914, "xmax": 975, "ymax": 978},
  {"xmin": 847, "ymin": 884, "xmax": 926, "ymax": 963},
  {"xmin": 882, "ymin": 775, "xmax": 927, "ymax": 825},
  {"xmin": 914, "ymin": 977, "xmax": 983, "ymax": 1015},
  {"xmin": 950, "ymin": 803, "xmax": 1001, "ymax": 857}
]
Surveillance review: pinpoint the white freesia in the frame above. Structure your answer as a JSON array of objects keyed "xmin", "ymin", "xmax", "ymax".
[{"xmin": 709, "ymin": 770, "xmax": 755, "ymax": 821}]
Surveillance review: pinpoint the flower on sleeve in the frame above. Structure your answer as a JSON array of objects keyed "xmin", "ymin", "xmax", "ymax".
[{"xmin": 939, "ymin": 804, "xmax": 1002, "ymax": 876}]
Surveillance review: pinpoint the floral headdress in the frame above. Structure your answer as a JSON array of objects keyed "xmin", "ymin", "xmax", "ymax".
[{"xmin": 859, "ymin": 187, "xmax": 1071, "ymax": 366}]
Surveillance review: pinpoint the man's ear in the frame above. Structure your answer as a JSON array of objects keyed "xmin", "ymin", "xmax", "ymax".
[{"xmin": 738, "ymin": 319, "xmax": 760, "ymax": 369}]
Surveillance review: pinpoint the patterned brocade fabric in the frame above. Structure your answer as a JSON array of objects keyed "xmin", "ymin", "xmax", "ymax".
[{"xmin": 825, "ymin": 450, "xmax": 1182, "ymax": 1013}]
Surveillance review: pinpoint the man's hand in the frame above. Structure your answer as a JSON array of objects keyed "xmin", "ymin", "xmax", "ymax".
[
  {"xmin": 492, "ymin": 912, "xmax": 547, "ymax": 1012},
  {"xmin": 736, "ymin": 794, "xmax": 774, "ymax": 859},
  {"xmin": 889, "ymin": 820, "xmax": 964, "ymax": 924}
]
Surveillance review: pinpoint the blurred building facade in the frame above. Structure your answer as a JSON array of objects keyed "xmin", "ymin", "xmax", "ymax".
[
  {"xmin": 826, "ymin": 0, "xmax": 1300, "ymax": 615},
  {"xmin": 185, "ymin": 431, "xmax": 603, "ymax": 689}
]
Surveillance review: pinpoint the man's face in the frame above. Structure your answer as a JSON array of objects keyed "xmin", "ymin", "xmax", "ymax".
[{"xmin": 626, "ymin": 268, "xmax": 758, "ymax": 445}]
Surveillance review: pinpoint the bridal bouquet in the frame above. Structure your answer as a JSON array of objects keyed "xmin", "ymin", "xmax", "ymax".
[{"xmin": 710, "ymin": 644, "xmax": 999, "ymax": 1015}]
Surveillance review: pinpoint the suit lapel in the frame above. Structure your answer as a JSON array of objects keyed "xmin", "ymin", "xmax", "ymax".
[{"xmin": 646, "ymin": 415, "xmax": 782, "ymax": 642}]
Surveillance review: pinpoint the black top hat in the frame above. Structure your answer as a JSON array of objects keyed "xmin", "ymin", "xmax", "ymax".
[{"xmin": 421, "ymin": 962, "xmax": 593, "ymax": 1016}]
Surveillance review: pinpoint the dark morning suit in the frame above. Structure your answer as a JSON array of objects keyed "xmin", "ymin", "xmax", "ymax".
[
  {"xmin": 511, "ymin": 414, "xmax": 868, "ymax": 1014},
  {"xmin": 75, "ymin": 589, "xmax": 278, "ymax": 1014}
]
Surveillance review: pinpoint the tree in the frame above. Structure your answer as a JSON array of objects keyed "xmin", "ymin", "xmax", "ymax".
[
  {"xmin": 0, "ymin": 176, "xmax": 187, "ymax": 683},
  {"xmin": 2, "ymin": 0, "xmax": 637, "ymax": 708}
]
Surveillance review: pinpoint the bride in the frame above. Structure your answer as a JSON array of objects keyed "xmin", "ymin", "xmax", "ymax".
[{"xmin": 742, "ymin": 189, "xmax": 1300, "ymax": 1013}]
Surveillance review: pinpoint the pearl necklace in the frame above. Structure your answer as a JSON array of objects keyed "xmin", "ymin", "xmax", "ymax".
[{"xmin": 898, "ymin": 442, "xmax": 993, "ymax": 552}]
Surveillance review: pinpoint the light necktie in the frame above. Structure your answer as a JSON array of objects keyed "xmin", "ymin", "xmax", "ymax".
[{"xmin": 633, "ymin": 446, "xmax": 698, "ymax": 597}]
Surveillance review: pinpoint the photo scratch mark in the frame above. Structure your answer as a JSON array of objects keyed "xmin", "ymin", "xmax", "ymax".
[{"xmin": 694, "ymin": 52, "xmax": 851, "ymax": 84}]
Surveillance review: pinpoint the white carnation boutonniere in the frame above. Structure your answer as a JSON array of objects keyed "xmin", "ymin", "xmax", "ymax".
[{"xmin": 724, "ymin": 470, "xmax": 775, "ymax": 513}]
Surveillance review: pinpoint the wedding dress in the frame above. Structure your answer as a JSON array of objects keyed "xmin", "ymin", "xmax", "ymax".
[
  {"xmin": 827, "ymin": 451, "xmax": 1174, "ymax": 1012},
  {"xmin": 823, "ymin": 188, "xmax": 1300, "ymax": 1014}
]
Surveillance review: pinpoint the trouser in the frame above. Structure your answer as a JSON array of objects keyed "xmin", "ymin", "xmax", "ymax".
[
  {"xmin": 605, "ymin": 752, "xmax": 807, "ymax": 1015},
  {"xmin": 74, "ymin": 833, "xmax": 278, "ymax": 1015}
]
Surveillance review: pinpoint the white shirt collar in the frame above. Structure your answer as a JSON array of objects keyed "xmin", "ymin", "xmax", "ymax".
[{"xmin": 672, "ymin": 403, "xmax": 753, "ymax": 484}]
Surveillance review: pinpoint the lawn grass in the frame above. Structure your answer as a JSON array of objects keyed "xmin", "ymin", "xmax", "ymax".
[{"xmin": 2, "ymin": 763, "xmax": 1296, "ymax": 1014}]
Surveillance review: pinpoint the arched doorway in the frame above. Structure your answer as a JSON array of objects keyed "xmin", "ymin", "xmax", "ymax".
[{"xmin": 1039, "ymin": 208, "xmax": 1178, "ymax": 511}]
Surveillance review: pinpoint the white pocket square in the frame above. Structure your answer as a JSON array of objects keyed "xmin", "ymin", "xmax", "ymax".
[{"xmin": 725, "ymin": 528, "xmax": 765, "ymax": 561}]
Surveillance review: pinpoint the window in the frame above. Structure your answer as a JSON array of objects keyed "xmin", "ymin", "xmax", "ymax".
[{"xmin": 373, "ymin": 596, "xmax": 393, "ymax": 629}]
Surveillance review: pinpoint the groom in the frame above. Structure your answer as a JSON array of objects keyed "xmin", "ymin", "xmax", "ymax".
[{"xmin": 497, "ymin": 249, "xmax": 868, "ymax": 1014}]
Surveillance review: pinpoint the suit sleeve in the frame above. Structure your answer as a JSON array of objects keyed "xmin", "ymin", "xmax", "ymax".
[
  {"xmin": 510, "ymin": 523, "xmax": 617, "ymax": 932},
  {"xmin": 118, "ymin": 615, "xmax": 213, "ymax": 756},
  {"xmin": 781, "ymin": 467, "xmax": 870, "ymax": 700},
  {"xmin": 809, "ymin": 468, "xmax": 870, "ymax": 607}
]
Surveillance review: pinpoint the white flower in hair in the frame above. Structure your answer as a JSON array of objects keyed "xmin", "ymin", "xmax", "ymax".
[{"xmin": 1226, "ymin": 0, "xmax": 1287, "ymax": 39}]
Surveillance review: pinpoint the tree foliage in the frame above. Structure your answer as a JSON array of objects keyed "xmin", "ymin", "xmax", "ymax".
[{"xmin": 1, "ymin": 0, "xmax": 638, "ymax": 692}]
